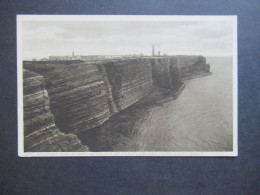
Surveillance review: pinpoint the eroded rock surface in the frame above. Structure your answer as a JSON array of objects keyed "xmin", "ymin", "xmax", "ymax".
[
  {"xmin": 24, "ymin": 62, "xmax": 111, "ymax": 134},
  {"xmin": 149, "ymin": 57, "xmax": 180, "ymax": 89},
  {"xmin": 103, "ymin": 58, "xmax": 154, "ymax": 110},
  {"xmin": 23, "ymin": 69, "xmax": 88, "ymax": 152},
  {"xmin": 175, "ymin": 55, "xmax": 209, "ymax": 77}
]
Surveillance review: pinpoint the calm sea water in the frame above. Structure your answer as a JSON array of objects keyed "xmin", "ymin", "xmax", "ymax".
[{"xmin": 79, "ymin": 56, "xmax": 233, "ymax": 152}]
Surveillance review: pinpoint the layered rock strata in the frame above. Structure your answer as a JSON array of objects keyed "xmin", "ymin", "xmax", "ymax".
[
  {"xmin": 23, "ymin": 69, "xmax": 88, "ymax": 152},
  {"xmin": 23, "ymin": 56, "xmax": 210, "ymax": 152},
  {"xmin": 102, "ymin": 58, "xmax": 154, "ymax": 110},
  {"xmin": 149, "ymin": 57, "xmax": 180, "ymax": 89},
  {"xmin": 24, "ymin": 62, "xmax": 112, "ymax": 134},
  {"xmin": 175, "ymin": 55, "xmax": 210, "ymax": 77}
]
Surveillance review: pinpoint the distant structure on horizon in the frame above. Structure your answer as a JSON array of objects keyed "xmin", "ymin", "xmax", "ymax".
[
  {"xmin": 46, "ymin": 46, "xmax": 168, "ymax": 61},
  {"xmin": 48, "ymin": 50, "xmax": 126, "ymax": 61},
  {"xmin": 152, "ymin": 45, "xmax": 164, "ymax": 57},
  {"xmin": 49, "ymin": 51, "xmax": 76, "ymax": 61}
]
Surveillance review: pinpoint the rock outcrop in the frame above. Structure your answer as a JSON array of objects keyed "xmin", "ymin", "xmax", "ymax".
[
  {"xmin": 149, "ymin": 57, "xmax": 180, "ymax": 89},
  {"xmin": 24, "ymin": 62, "xmax": 111, "ymax": 134},
  {"xmin": 175, "ymin": 55, "xmax": 210, "ymax": 77},
  {"xmin": 102, "ymin": 58, "xmax": 154, "ymax": 110},
  {"xmin": 23, "ymin": 69, "xmax": 88, "ymax": 152}
]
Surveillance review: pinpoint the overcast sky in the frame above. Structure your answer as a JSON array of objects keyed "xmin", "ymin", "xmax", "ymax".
[{"xmin": 22, "ymin": 20, "xmax": 233, "ymax": 58}]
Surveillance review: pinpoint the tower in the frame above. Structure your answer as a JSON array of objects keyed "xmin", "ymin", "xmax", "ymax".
[
  {"xmin": 152, "ymin": 45, "xmax": 155, "ymax": 56},
  {"xmin": 72, "ymin": 50, "xmax": 75, "ymax": 57}
]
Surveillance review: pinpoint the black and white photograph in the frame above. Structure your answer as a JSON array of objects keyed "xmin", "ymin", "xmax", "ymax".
[{"xmin": 17, "ymin": 15, "xmax": 237, "ymax": 156}]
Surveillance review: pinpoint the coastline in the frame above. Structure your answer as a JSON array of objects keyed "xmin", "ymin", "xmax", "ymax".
[
  {"xmin": 181, "ymin": 72, "xmax": 212, "ymax": 81},
  {"xmin": 77, "ymin": 71, "xmax": 212, "ymax": 151}
]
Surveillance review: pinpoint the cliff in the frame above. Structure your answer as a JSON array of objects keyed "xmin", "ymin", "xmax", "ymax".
[
  {"xmin": 23, "ymin": 55, "xmax": 210, "ymax": 152},
  {"xmin": 23, "ymin": 69, "xmax": 88, "ymax": 152},
  {"xmin": 24, "ymin": 62, "xmax": 112, "ymax": 134},
  {"xmin": 102, "ymin": 58, "xmax": 154, "ymax": 110},
  {"xmin": 149, "ymin": 57, "xmax": 180, "ymax": 89},
  {"xmin": 175, "ymin": 55, "xmax": 210, "ymax": 78},
  {"xmin": 24, "ymin": 58, "xmax": 154, "ymax": 134}
]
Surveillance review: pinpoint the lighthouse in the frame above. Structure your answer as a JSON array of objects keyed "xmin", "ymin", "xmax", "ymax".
[{"xmin": 152, "ymin": 45, "xmax": 155, "ymax": 56}]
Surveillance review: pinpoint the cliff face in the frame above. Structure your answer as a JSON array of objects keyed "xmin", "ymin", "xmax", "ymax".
[
  {"xmin": 103, "ymin": 58, "xmax": 154, "ymax": 110},
  {"xmin": 24, "ymin": 59, "xmax": 154, "ymax": 134},
  {"xmin": 175, "ymin": 55, "xmax": 210, "ymax": 77},
  {"xmin": 96, "ymin": 63, "xmax": 119, "ymax": 114},
  {"xmin": 149, "ymin": 57, "xmax": 180, "ymax": 89},
  {"xmin": 23, "ymin": 55, "xmax": 210, "ymax": 152},
  {"xmin": 24, "ymin": 62, "xmax": 111, "ymax": 134},
  {"xmin": 23, "ymin": 69, "xmax": 88, "ymax": 152}
]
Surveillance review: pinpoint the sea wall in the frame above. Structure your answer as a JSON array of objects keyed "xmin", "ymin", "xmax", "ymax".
[
  {"xmin": 23, "ymin": 69, "xmax": 88, "ymax": 152},
  {"xmin": 23, "ymin": 56, "xmax": 210, "ymax": 151}
]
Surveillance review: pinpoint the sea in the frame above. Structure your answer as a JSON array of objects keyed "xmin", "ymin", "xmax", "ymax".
[{"xmin": 79, "ymin": 56, "xmax": 234, "ymax": 152}]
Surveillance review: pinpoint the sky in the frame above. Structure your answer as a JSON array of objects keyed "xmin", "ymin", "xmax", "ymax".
[{"xmin": 22, "ymin": 20, "xmax": 234, "ymax": 59}]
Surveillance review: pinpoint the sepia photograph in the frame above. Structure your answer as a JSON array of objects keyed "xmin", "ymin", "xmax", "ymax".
[{"xmin": 17, "ymin": 15, "xmax": 237, "ymax": 156}]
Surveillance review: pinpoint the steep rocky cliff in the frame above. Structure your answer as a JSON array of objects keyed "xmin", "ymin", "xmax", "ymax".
[
  {"xmin": 149, "ymin": 57, "xmax": 180, "ymax": 89},
  {"xmin": 102, "ymin": 58, "xmax": 154, "ymax": 110},
  {"xmin": 175, "ymin": 55, "xmax": 210, "ymax": 77},
  {"xmin": 24, "ymin": 62, "xmax": 111, "ymax": 134},
  {"xmin": 23, "ymin": 69, "xmax": 88, "ymax": 152},
  {"xmin": 23, "ymin": 56, "xmax": 210, "ymax": 151},
  {"xmin": 24, "ymin": 58, "xmax": 154, "ymax": 135}
]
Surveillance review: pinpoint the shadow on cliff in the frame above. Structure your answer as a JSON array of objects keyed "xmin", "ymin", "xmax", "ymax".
[
  {"xmin": 76, "ymin": 86, "xmax": 183, "ymax": 151},
  {"xmin": 76, "ymin": 91, "xmax": 156, "ymax": 151}
]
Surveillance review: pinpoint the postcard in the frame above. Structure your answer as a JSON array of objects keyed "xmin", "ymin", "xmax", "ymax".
[{"xmin": 17, "ymin": 15, "xmax": 237, "ymax": 157}]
